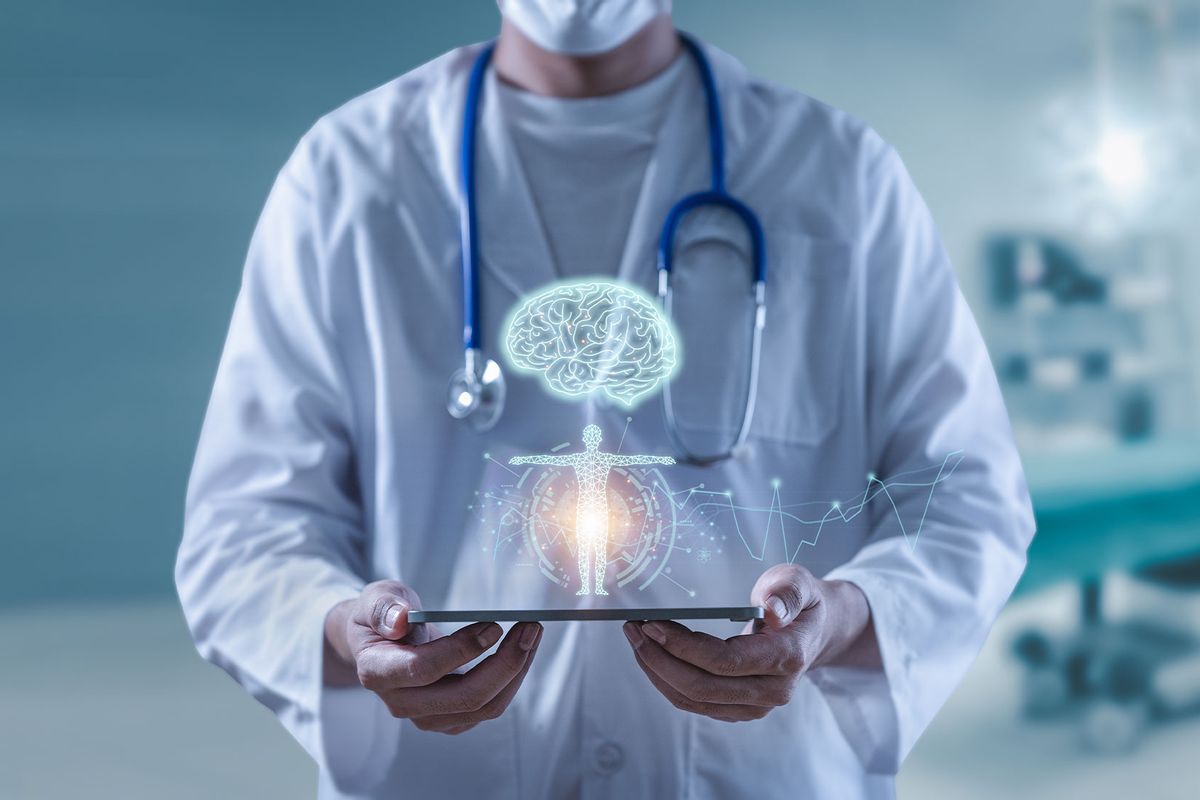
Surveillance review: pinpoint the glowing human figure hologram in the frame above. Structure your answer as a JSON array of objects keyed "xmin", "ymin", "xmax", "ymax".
[{"xmin": 510, "ymin": 424, "xmax": 675, "ymax": 595}]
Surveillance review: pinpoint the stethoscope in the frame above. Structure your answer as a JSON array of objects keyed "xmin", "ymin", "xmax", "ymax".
[{"xmin": 447, "ymin": 33, "xmax": 766, "ymax": 466}]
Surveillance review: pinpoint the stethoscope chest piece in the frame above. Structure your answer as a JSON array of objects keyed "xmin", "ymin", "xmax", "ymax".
[{"xmin": 447, "ymin": 349, "xmax": 506, "ymax": 431}]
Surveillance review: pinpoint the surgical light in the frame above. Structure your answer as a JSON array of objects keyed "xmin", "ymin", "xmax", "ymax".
[{"xmin": 1096, "ymin": 131, "xmax": 1147, "ymax": 191}]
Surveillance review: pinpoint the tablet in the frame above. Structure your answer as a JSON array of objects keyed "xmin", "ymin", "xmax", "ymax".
[{"xmin": 408, "ymin": 607, "xmax": 763, "ymax": 623}]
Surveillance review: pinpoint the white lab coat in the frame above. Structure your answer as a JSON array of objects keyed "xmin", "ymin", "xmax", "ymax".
[{"xmin": 177, "ymin": 40, "xmax": 1034, "ymax": 799}]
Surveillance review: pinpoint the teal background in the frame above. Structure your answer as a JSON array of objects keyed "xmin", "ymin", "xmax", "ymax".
[
  {"xmin": 2, "ymin": 2, "xmax": 499, "ymax": 603},
  {"xmin": 0, "ymin": 0, "xmax": 1102, "ymax": 605}
]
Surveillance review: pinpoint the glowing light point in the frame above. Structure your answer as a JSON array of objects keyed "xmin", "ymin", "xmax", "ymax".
[
  {"xmin": 770, "ymin": 477, "xmax": 781, "ymax": 489},
  {"xmin": 1097, "ymin": 131, "xmax": 1146, "ymax": 192},
  {"xmin": 510, "ymin": 424, "xmax": 674, "ymax": 595}
]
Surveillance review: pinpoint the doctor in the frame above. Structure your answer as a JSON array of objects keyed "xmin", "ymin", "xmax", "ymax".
[{"xmin": 177, "ymin": 1, "xmax": 1034, "ymax": 798}]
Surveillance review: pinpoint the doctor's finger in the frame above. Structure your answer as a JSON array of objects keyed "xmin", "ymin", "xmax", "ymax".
[
  {"xmin": 408, "ymin": 626, "xmax": 542, "ymax": 734},
  {"xmin": 358, "ymin": 622, "xmax": 500, "ymax": 690},
  {"xmin": 404, "ymin": 622, "xmax": 442, "ymax": 646},
  {"xmin": 404, "ymin": 622, "xmax": 506, "ymax": 684},
  {"xmin": 628, "ymin": 631, "xmax": 791, "ymax": 707},
  {"xmin": 385, "ymin": 623, "xmax": 540, "ymax": 717},
  {"xmin": 632, "ymin": 651, "xmax": 767, "ymax": 723},
  {"xmin": 636, "ymin": 621, "xmax": 796, "ymax": 677}
]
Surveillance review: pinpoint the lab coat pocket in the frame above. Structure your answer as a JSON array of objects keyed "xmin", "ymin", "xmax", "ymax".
[{"xmin": 666, "ymin": 223, "xmax": 853, "ymax": 448}]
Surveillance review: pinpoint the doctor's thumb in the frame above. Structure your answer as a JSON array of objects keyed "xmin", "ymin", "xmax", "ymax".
[
  {"xmin": 372, "ymin": 595, "xmax": 412, "ymax": 641},
  {"xmin": 752, "ymin": 565, "xmax": 814, "ymax": 628},
  {"xmin": 359, "ymin": 580, "xmax": 422, "ymax": 641},
  {"xmin": 762, "ymin": 592, "xmax": 800, "ymax": 628}
]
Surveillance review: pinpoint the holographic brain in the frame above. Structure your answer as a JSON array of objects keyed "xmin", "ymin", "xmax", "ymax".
[{"xmin": 502, "ymin": 280, "xmax": 679, "ymax": 407}]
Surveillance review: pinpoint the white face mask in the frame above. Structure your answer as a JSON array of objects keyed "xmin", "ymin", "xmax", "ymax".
[{"xmin": 497, "ymin": 0, "xmax": 672, "ymax": 56}]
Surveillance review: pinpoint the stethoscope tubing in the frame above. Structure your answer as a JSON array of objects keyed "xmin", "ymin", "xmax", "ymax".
[
  {"xmin": 454, "ymin": 33, "xmax": 767, "ymax": 464},
  {"xmin": 459, "ymin": 41, "xmax": 494, "ymax": 355}
]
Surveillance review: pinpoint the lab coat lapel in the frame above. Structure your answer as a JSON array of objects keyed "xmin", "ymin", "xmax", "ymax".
[
  {"xmin": 613, "ymin": 53, "xmax": 710, "ymax": 297},
  {"xmin": 475, "ymin": 69, "xmax": 559, "ymax": 299}
]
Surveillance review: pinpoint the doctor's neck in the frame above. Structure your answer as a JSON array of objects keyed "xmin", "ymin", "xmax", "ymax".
[{"xmin": 493, "ymin": 15, "xmax": 681, "ymax": 99}]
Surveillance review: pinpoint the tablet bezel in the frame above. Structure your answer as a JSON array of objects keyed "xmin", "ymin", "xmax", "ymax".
[{"xmin": 408, "ymin": 607, "xmax": 763, "ymax": 623}]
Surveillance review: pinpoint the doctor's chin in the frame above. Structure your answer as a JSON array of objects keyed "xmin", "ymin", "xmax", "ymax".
[{"xmin": 7, "ymin": 2, "xmax": 1200, "ymax": 799}]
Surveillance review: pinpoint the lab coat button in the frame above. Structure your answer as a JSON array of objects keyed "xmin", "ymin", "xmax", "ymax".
[{"xmin": 592, "ymin": 741, "xmax": 625, "ymax": 775}]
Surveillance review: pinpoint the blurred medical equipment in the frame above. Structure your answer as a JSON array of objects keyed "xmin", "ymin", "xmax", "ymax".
[
  {"xmin": 986, "ymin": 0, "xmax": 1200, "ymax": 752},
  {"xmin": 448, "ymin": 35, "xmax": 767, "ymax": 467},
  {"xmin": 983, "ymin": 232, "xmax": 1196, "ymax": 453},
  {"xmin": 985, "ymin": 1, "xmax": 1200, "ymax": 731},
  {"xmin": 980, "ymin": 219, "xmax": 1200, "ymax": 748},
  {"xmin": 981, "ymin": 230, "xmax": 1200, "ymax": 752},
  {"xmin": 1012, "ymin": 445, "xmax": 1200, "ymax": 752}
]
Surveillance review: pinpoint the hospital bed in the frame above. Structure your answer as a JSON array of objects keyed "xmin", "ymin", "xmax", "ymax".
[{"xmin": 1013, "ymin": 441, "xmax": 1200, "ymax": 751}]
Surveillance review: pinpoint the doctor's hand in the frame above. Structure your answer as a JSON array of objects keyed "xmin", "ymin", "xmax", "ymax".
[
  {"xmin": 623, "ymin": 564, "xmax": 879, "ymax": 723},
  {"xmin": 324, "ymin": 580, "xmax": 543, "ymax": 735}
]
